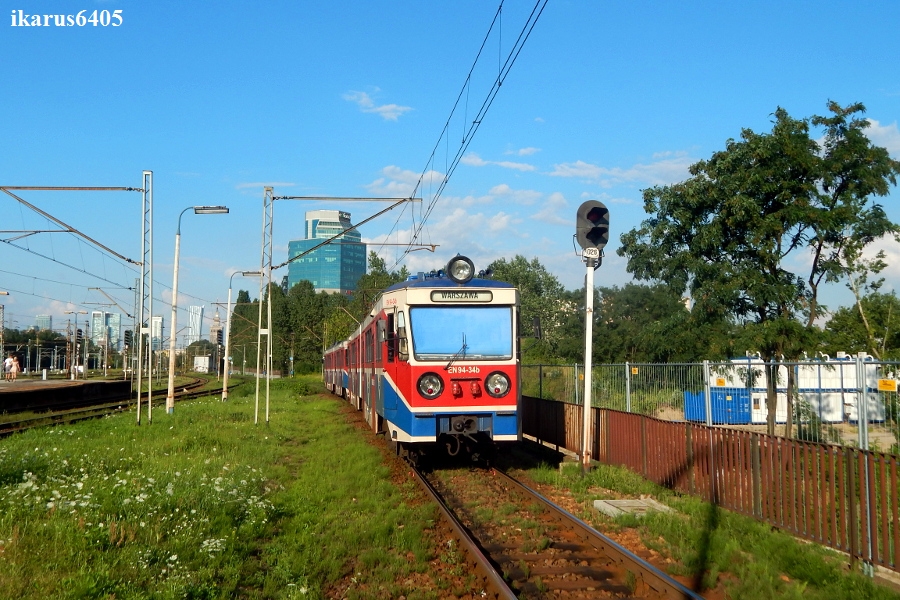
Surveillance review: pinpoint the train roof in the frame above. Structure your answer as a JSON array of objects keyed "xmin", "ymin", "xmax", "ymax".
[{"xmin": 384, "ymin": 277, "xmax": 515, "ymax": 293}]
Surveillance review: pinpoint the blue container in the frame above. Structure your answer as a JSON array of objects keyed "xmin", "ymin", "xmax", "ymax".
[{"xmin": 683, "ymin": 388, "xmax": 751, "ymax": 424}]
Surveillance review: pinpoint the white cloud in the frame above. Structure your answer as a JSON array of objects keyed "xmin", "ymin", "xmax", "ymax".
[
  {"xmin": 531, "ymin": 192, "xmax": 570, "ymax": 226},
  {"xmin": 365, "ymin": 165, "xmax": 445, "ymax": 197},
  {"xmin": 489, "ymin": 183, "xmax": 543, "ymax": 205},
  {"xmin": 548, "ymin": 153, "xmax": 694, "ymax": 187},
  {"xmin": 866, "ymin": 119, "xmax": 900, "ymax": 156},
  {"xmin": 343, "ymin": 91, "xmax": 412, "ymax": 121},
  {"xmin": 461, "ymin": 153, "xmax": 488, "ymax": 167},
  {"xmin": 505, "ymin": 147, "xmax": 540, "ymax": 156},
  {"xmin": 461, "ymin": 152, "xmax": 536, "ymax": 172}
]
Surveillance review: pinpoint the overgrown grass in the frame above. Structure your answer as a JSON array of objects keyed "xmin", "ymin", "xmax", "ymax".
[
  {"xmin": 526, "ymin": 460, "xmax": 900, "ymax": 600},
  {"xmin": 0, "ymin": 376, "xmax": 441, "ymax": 599}
]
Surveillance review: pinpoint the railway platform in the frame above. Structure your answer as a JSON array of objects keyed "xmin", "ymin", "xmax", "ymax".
[{"xmin": 0, "ymin": 378, "xmax": 132, "ymax": 413}]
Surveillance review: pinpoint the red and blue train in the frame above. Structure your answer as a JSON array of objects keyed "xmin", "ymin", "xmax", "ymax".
[{"xmin": 324, "ymin": 255, "xmax": 521, "ymax": 462}]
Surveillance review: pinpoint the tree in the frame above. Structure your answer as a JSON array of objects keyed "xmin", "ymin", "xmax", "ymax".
[
  {"xmin": 821, "ymin": 292, "xmax": 900, "ymax": 360},
  {"xmin": 487, "ymin": 255, "xmax": 567, "ymax": 361},
  {"xmin": 619, "ymin": 102, "xmax": 900, "ymax": 435},
  {"xmin": 591, "ymin": 283, "xmax": 734, "ymax": 363}
]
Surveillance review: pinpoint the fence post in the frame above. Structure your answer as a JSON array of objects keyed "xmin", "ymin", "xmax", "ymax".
[
  {"xmin": 751, "ymin": 436, "xmax": 762, "ymax": 518},
  {"xmin": 626, "ymin": 361, "xmax": 632, "ymax": 413},
  {"xmin": 686, "ymin": 423, "xmax": 695, "ymax": 495},
  {"xmin": 538, "ymin": 364, "xmax": 543, "ymax": 399},
  {"xmin": 703, "ymin": 360, "xmax": 713, "ymax": 427},
  {"xmin": 856, "ymin": 355, "xmax": 874, "ymax": 574},
  {"xmin": 848, "ymin": 446, "xmax": 859, "ymax": 570}
]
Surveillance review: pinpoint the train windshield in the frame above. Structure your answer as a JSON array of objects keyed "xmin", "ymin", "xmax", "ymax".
[{"xmin": 409, "ymin": 306, "xmax": 513, "ymax": 361}]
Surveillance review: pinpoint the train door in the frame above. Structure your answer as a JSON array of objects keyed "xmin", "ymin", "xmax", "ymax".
[
  {"xmin": 364, "ymin": 327, "xmax": 376, "ymax": 430},
  {"xmin": 383, "ymin": 312, "xmax": 397, "ymax": 411}
]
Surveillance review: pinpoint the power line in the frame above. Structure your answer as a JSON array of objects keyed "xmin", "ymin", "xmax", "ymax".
[{"xmin": 389, "ymin": 0, "xmax": 549, "ymax": 268}]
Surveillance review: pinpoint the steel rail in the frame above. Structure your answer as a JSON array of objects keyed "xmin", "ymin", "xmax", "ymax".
[
  {"xmin": 494, "ymin": 469, "xmax": 706, "ymax": 600},
  {"xmin": 410, "ymin": 466, "xmax": 518, "ymax": 600}
]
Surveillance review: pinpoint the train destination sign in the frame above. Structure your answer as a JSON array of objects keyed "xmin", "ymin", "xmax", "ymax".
[{"xmin": 431, "ymin": 290, "xmax": 493, "ymax": 302}]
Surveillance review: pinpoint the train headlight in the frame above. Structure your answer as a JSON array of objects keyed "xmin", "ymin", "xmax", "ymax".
[
  {"xmin": 417, "ymin": 373, "xmax": 444, "ymax": 399},
  {"xmin": 485, "ymin": 372, "xmax": 511, "ymax": 398},
  {"xmin": 446, "ymin": 255, "xmax": 475, "ymax": 284}
]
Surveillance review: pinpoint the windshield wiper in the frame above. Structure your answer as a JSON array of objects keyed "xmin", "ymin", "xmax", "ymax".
[{"xmin": 444, "ymin": 333, "xmax": 467, "ymax": 371}]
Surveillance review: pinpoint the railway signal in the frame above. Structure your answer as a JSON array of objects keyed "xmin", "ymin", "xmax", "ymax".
[
  {"xmin": 574, "ymin": 201, "xmax": 609, "ymax": 471},
  {"xmin": 124, "ymin": 329, "xmax": 133, "ymax": 348},
  {"xmin": 575, "ymin": 200, "xmax": 609, "ymax": 253}
]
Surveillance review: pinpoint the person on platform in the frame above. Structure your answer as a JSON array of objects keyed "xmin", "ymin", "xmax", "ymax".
[
  {"xmin": 3, "ymin": 355, "xmax": 12, "ymax": 382},
  {"xmin": 10, "ymin": 355, "xmax": 20, "ymax": 382}
]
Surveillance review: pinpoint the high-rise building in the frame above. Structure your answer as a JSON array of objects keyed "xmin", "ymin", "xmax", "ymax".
[
  {"xmin": 107, "ymin": 313, "xmax": 122, "ymax": 351},
  {"xmin": 151, "ymin": 315, "xmax": 164, "ymax": 351},
  {"xmin": 187, "ymin": 305, "xmax": 204, "ymax": 345},
  {"xmin": 209, "ymin": 310, "xmax": 223, "ymax": 346},
  {"xmin": 35, "ymin": 315, "xmax": 52, "ymax": 331},
  {"xmin": 90, "ymin": 311, "xmax": 105, "ymax": 345},
  {"xmin": 286, "ymin": 210, "xmax": 366, "ymax": 294},
  {"xmin": 88, "ymin": 312, "xmax": 123, "ymax": 350}
]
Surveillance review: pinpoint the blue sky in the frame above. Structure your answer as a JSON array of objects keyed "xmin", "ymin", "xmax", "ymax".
[{"xmin": 2, "ymin": 0, "xmax": 899, "ymax": 339}]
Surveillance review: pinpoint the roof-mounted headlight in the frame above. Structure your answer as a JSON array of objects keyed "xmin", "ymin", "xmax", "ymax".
[{"xmin": 446, "ymin": 255, "xmax": 475, "ymax": 284}]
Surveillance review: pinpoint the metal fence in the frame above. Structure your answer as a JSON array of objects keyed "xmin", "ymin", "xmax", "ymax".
[
  {"xmin": 520, "ymin": 399, "xmax": 900, "ymax": 574},
  {"xmin": 523, "ymin": 357, "xmax": 900, "ymax": 454}
]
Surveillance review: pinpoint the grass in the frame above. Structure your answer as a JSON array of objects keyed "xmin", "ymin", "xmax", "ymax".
[
  {"xmin": 0, "ymin": 375, "xmax": 442, "ymax": 599},
  {"xmin": 525, "ymin": 459, "xmax": 900, "ymax": 600}
]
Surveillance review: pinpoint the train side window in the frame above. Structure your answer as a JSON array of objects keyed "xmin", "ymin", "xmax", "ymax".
[
  {"xmin": 365, "ymin": 329, "xmax": 374, "ymax": 363},
  {"xmin": 376, "ymin": 320, "xmax": 384, "ymax": 362},
  {"xmin": 397, "ymin": 311, "xmax": 409, "ymax": 361},
  {"xmin": 386, "ymin": 313, "xmax": 395, "ymax": 363}
]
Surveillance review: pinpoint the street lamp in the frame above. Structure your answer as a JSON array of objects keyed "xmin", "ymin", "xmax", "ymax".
[
  {"xmin": 64, "ymin": 310, "xmax": 87, "ymax": 380},
  {"xmin": 222, "ymin": 270, "xmax": 261, "ymax": 401},
  {"xmin": 165, "ymin": 205, "xmax": 229, "ymax": 414},
  {"xmin": 0, "ymin": 292, "xmax": 8, "ymax": 362}
]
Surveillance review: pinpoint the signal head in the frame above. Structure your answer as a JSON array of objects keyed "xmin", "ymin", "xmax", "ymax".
[{"xmin": 575, "ymin": 200, "xmax": 610, "ymax": 250}]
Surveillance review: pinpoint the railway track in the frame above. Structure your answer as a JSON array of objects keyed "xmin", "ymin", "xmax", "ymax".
[
  {"xmin": 414, "ymin": 464, "xmax": 705, "ymax": 599},
  {"xmin": 0, "ymin": 377, "xmax": 224, "ymax": 435}
]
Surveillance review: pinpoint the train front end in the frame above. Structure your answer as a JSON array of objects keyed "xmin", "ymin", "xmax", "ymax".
[{"xmin": 381, "ymin": 256, "xmax": 521, "ymax": 460}]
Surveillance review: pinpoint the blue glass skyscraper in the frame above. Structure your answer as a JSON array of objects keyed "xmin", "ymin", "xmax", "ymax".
[{"xmin": 287, "ymin": 210, "xmax": 366, "ymax": 294}]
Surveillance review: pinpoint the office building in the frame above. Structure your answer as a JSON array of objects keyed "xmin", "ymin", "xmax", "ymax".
[
  {"xmin": 151, "ymin": 315, "xmax": 164, "ymax": 351},
  {"xmin": 35, "ymin": 315, "xmax": 52, "ymax": 331},
  {"xmin": 187, "ymin": 305, "xmax": 204, "ymax": 345},
  {"xmin": 89, "ymin": 312, "xmax": 123, "ymax": 350},
  {"xmin": 286, "ymin": 210, "xmax": 366, "ymax": 294},
  {"xmin": 90, "ymin": 311, "xmax": 105, "ymax": 345},
  {"xmin": 107, "ymin": 313, "xmax": 122, "ymax": 351}
]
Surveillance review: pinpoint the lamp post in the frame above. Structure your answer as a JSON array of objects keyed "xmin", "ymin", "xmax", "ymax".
[
  {"xmin": 0, "ymin": 292, "xmax": 8, "ymax": 365},
  {"xmin": 165, "ymin": 205, "xmax": 229, "ymax": 414},
  {"xmin": 64, "ymin": 310, "xmax": 87, "ymax": 380},
  {"xmin": 222, "ymin": 270, "xmax": 261, "ymax": 401}
]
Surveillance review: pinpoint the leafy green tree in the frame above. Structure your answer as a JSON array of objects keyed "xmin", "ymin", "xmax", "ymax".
[
  {"xmin": 487, "ymin": 255, "xmax": 567, "ymax": 361},
  {"xmin": 619, "ymin": 102, "xmax": 900, "ymax": 434},
  {"xmin": 591, "ymin": 283, "xmax": 735, "ymax": 363},
  {"xmin": 228, "ymin": 289, "xmax": 260, "ymax": 372},
  {"xmin": 821, "ymin": 292, "xmax": 900, "ymax": 360}
]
